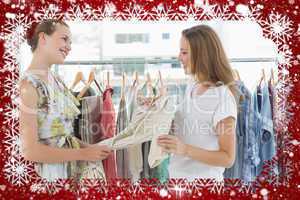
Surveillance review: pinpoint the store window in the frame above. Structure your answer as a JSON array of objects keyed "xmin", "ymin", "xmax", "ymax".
[
  {"xmin": 115, "ymin": 33, "xmax": 149, "ymax": 44},
  {"xmin": 162, "ymin": 33, "xmax": 170, "ymax": 40}
]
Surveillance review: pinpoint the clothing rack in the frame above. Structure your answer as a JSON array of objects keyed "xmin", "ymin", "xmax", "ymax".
[
  {"xmin": 55, "ymin": 57, "xmax": 277, "ymax": 86},
  {"xmin": 59, "ymin": 57, "xmax": 277, "ymax": 66}
]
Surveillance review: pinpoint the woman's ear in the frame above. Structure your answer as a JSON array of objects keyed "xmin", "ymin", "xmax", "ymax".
[{"xmin": 38, "ymin": 32, "xmax": 47, "ymax": 46}]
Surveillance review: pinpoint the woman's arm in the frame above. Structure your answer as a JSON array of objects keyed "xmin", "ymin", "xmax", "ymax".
[
  {"xmin": 157, "ymin": 117, "xmax": 236, "ymax": 168},
  {"xmin": 20, "ymin": 80, "xmax": 111, "ymax": 163}
]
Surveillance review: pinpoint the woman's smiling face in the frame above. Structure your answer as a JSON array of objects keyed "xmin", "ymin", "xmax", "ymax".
[
  {"xmin": 178, "ymin": 36, "xmax": 191, "ymax": 75},
  {"xmin": 43, "ymin": 23, "xmax": 72, "ymax": 65}
]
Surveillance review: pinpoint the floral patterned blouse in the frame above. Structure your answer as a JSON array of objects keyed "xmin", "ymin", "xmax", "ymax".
[{"xmin": 21, "ymin": 71, "xmax": 81, "ymax": 181}]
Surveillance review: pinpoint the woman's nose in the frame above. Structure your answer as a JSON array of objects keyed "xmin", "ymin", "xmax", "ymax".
[
  {"xmin": 178, "ymin": 53, "xmax": 182, "ymax": 61},
  {"xmin": 66, "ymin": 43, "xmax": 71, "ymax": 52}
]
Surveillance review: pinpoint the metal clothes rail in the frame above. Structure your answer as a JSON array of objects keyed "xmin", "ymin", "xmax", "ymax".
[{"xmin": 60, "ymin": 57, "xmax": 277, "ymax": 66}]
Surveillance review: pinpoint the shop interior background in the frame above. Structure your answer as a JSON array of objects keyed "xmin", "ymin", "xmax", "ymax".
[{"xmin": 19, "ymin": 19, "xmax": 278, "ymax": 106}]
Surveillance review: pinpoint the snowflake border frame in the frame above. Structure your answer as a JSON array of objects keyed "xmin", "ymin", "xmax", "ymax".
[{"xmin": 1, "ymin": 2, "xmax": 295, "ymax": 197}]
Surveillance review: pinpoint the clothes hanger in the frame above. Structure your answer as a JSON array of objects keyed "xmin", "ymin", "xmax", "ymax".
[
  {"xmin": 149, "ymin": 71, "xmax": 166, "ymax": 105},
  {"xmin": 257, "ymin": 68, "xmax": 266, "ymax": 95},
  {"xmin": 258, "ymin": 68, "xmax": 265, "ymax": 87},
  {"xmin": 158, "ymin": 70, "xmax": 167, "ymax": 96},
  {"xmin": 121, "ymin": 72, "xmax": 126, "ymax": 101},
  {"xmin": 132, "ymin": 71, "xmax": 139, "ymax": 87},
  {"xmin": 107, "ymin": 71, "xmax": 110, "ymax": 87},
  {"xmin": 94, "ymin": 78, "xmax": 104, "ymax": 94},
  {"xmin": 146, "ymin": 72, "xmax": 152, "ymax": 85},
  {"xmin": 88, "ymin": 68, "xmax": 103, "ymax": 94},
  {"xmin": 158, "ymin": 70, "xmax": 163, "ymax": 86},
  {"xmin": 270, "ymin": 68, "xmax": 275, "ymax": 86},
  {"xmin": 146, "ymin": 72, "xmax": 153, "ymax": 96},
  {"xmin": 70, "ymin": 71, "xmax": 85, "ymax": 90},
  {"xmin": 77, "ymin": 70, "xmax": 96, "ymax": 99}
]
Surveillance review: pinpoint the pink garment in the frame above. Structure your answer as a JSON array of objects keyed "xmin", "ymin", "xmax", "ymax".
[{"xmin": 101, "ymin": 87, "xmax": 117, "ymax": 180}]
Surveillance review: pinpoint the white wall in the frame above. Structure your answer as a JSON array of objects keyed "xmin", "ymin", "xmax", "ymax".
[{"xmin": 19, "ymin": 20, "xmax": 278, "ymax": 91}]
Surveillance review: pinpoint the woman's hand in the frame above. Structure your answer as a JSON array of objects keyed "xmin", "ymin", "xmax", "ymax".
[
  {"xmin": 157, "ymin": 135, "xmax": 187, "ymax": 156},
  {"xmin": 81, "ymin": 144, "xmax": 112, "ymax": 161}
]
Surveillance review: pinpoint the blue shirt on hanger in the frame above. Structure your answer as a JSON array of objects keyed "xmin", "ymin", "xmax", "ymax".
[
  {"xmin": 250, "ymin": 82, "xmax": 276, "ymax": 178},
  {"xmin": 223, "ymin": 81, "xmax": 253, "ymax": 182}
]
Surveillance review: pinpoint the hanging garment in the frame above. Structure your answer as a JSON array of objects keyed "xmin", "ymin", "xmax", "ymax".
[
  {"xmin": 223, "ymin": 80, "xmax": 253, "ymax": 182},
  {"xmin": 140, "ymin": 83, "xmax": 170, "ymax": 183},
  {"xmin": 20, "ymin": 72, "xmax": 81, "ymax": 181},
  {"xmin": 251, "ymin": 82, "xmax": 276, "ymax": 177},
  {"xmin": 54, "ymin": 76, "xmax": 105, "ymax": 181},
  {"xmin": 98, "ymin": 94, "xmax": 176, "ymax": 179},
  {"xmin": 268, "ymin": 80, "xmax": 275, "ymax": 120},
  {"xmin": 80, "ymin": 96, "xmax": 104, "ymax": 144},
  {"xmin": 140, "ymin": 83, "xmax": 155, "ymax": 180},
  {"xmin": 101, "ymin": 87, "xmax": 117, "ymax": 181},
  {"xmin": 77, "ymin": 96, "xmax": 106, "ymax": 180},
  {"xmin": 271, "ymin": 83, "xmax": 285, "ymax": 183},
  {"xmin": 115, "ymin": 97, "xmax": 132, "ymax": 179},
  {"xmin": 72, "ymin": 87, "xmax": 96, "ymax": 140},
  {"xmin": 125, "ymin": 83, "xmax": 144, "ymax": 182}
]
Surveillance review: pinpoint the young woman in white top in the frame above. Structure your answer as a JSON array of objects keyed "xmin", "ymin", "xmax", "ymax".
[{"xmin": 157, "ymin": 25, "xmax": 238, "ymax": 181}]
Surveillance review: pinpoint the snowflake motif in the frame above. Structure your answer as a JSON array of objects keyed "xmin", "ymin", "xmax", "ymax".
[
  {"xmin": 247, "ymin": 5, "xmax": 264, "ymax": 23},
  {"xmin": 1, "ymin": 52, "xmax": 18, "ymax": 73},
  {"xmin": 191, "ymin": 178, "xmax": 216, "ymax": 192},
  {"xmin": 276, "ymin": 73, "xmax": 293, "ymax": 96},
  {"xmin": 34, "ymin": 4, "xmax": 63, "ymax": 20},
  {"xmin": 167, "ymin": 6, "xmax": 188, "ymax": 21},
  {"xmin": 4, "ymin": 155, "xmax": 34, "ymax": 186},
  {"xmin": 149, "ymin": 4, "xmax": 175, "ymax": 21},
  {"xmin": 90, "ymin": 4, "xmax": 117, "ymax": 21},
  {"xmin": 3, "ymin": 103, "xmax": 19, "ymax": 126},
  {"xmin": 64, "ymin": 5, "xmax": 93, "ymax": 21},
  {"xmin": 281, "ymin": 159, "xmax": 294, "ymax": 184},
  {"xmin": 210, "ymin": 180, "xmax": 225, "ymax": 194},
  {"xmin": 222, "ymin": 179, "xmax": 244, "ymax": 195},
  {"xmin": 239, "ymin": 182, "xmax": 254, "ymax": 194},
  {"xmin": 280, "ymin": 133, "xmax": 295, "ymax": 155},
  {"xmin": 115, "ymin": 4, "xmax": 148, "ymax": 21},
  {"xmin": 1, "ymin": 2, "xmax": 295, "ymax": 195},
  {"xmin": 167, "ymin": 179, "xmax": 190, "ymax": 198},
  {"xmin": 3, "ymin": 15, "xmax": 31, "ymax": 66},
  {"xmin": 4, "ymin": 14, "xmax": 31, "ymax": 39},
  {"xmin": 3, "ymin": 128, "xmax": 21, "ymax": 156},
  {"xmin": 275, "ymin": 132, "xmax": 294, "ymax": 186},
  {"xmin": 131, "ymin": 181, "xmax": 145, "ymax": 195},
  {"xmin": 158, "ymin": 187, "xmax": 169, "ymax": 197},
  {"xmin": 276, "ymin": 44, "xmax": 294, "ymax": 73},
  {"xmin": 260, "ymin": 12, "xmax": 294, "ymax": 45},
  {"xmin": 275, "ymin": 102, "xmax": 293, "ymax": 129},
  {"xmin": 78, "ymin": 179, "xmax": 107, "ymax": 193},
  {"xmin": 30, "ymin": 178, "xmax": 72, "ymax": 194},
  {"xmin": 4, "ymin": 72, "xmax": 19, "ymax": 98},
  {"xmin": 30, "ymin": 183, "xmax": 45, "ymax": 193},
  {"xmin": 211, "ymin": 4, "xmax": 232, "ymax": 21},
  {"xmin": 183, "ymin": 6, "xmax": 202, "ymax": 21},
  {"xmin": 194, "ymin": 0, "xmax": 217, "ymax": 20},
  {"xmin": 260, "ymin": 158, "xmax": 280, "ymax": 186}
]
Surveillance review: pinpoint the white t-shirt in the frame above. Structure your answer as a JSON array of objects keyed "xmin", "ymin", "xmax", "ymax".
[{"xmin": 168, "ymin": 80, "xmax": 237, "ymax": 181}]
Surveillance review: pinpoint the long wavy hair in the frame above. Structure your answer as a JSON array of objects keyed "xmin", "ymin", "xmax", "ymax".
[{"xmin": 182, "ymin": 25, "xmax": 239, "ymax": 103}]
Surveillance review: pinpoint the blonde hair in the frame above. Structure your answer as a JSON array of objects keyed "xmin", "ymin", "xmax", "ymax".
[{"xmin": 182, "ymin": 25, "xmax": 240, "ymax": 103}]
